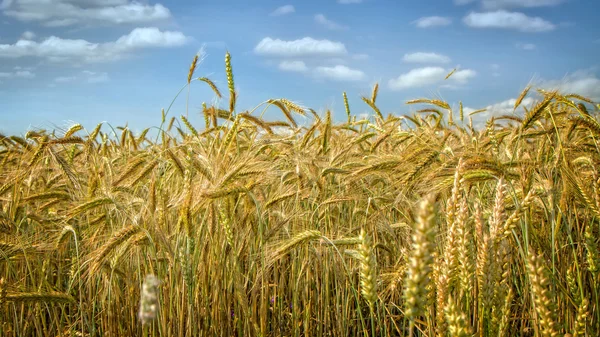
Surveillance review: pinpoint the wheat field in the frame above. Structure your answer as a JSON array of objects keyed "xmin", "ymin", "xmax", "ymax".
[{"xmin": 0, "ymin": 52, "xmax": 599, "ymax": 337}]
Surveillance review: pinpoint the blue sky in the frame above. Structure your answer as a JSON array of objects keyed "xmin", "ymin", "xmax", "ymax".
[{"xmin": 0, "ymin": 0, "xmax": 599, "ymax": 135}]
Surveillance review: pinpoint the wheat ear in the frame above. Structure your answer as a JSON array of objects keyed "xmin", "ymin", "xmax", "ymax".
[
  {"xmin": 404, "ymin": 195, "xmax": 437, "ymax": 330},
  {"xmin": 358, "ymin": 229, "xmax": 377, "ymax": 308}
]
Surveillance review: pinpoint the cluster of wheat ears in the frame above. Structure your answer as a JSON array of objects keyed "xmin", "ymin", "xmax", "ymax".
[{"xmin": 0, "ymin": 52, "xmax": 599, "ymax": 337}]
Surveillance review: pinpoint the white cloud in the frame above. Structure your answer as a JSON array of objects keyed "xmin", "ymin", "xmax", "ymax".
[
  {"xmin": 254, "ymin": 37, "xmax": 347, "ymax": 58},
  {"xmin": 452, "ymin": 69, "xmax": 477, "ymax": 83},
  {"xmin": 389, "ymin": 67, "xmax": 446, "ymax": 90},
  {"xmin": 278, "ymin": 60, "xmax": 308, "ymax": 72},
  {"xmin": 82, "ymin": 70, "xmax": 109, "ymax": 83},
  {"xmin": 463, "ymin": 96, "xmax": 534, "ymax": 127},
  {"xmin": 54, "ymin": 70, "xmax": 110, "ymax": 84},
  {"xmin": 388, "ymin": 67, "xmax": 476, "ymax": 90},
  {"xmin": 352, "ymin": 53, "xmax": 369, "ymax": 60},
  {"xmin": 358, "ymin": 112, "xmax": 371, "ymax": 120},
  {"xmin": 54, "ymin": 76, "xmax": 77, "ymax": 83},
  {"xmin": 114, "ymin": 27, "xmax": 189, "ymax": 48},
  {"xmin": 314, "ymin": 14, "xmax": 348, "ymax": 30},
  {"xmin": 467, "ymin": 69, "xmax": 600, "ymax": 125},
  {"xmin": 15, "ymin": 70, "xmax": 34, "ymax": 78},
  {"xmin": 1, "ymin": 0, "xmax": 171, "ymax": 27},
  {"xmin": 0, "ymin": 27, "xmax": 189, "ymax": 63},
  {"xmin": 463, "ymin": 10, "xmax": 556, "ymax": 32},
  {"xmin": 338, "ymin": 0, "xmax": 362, "ymax": 3},
  {"xmin": 20, "ymin": 31, "xmax": 35, "ymax": 40},
  {"xmin": 413, "ymin": 16, "xmax": 452, "ymax": 28},
  {"xmin": 455, "ymin": 0, "xmax": 477, "ymax": 4},
  {"xmin": 403, "ymin": 52, "xmax": 451, "ymax": 64},
  {"xmin": 314, "ymin": 65, "xmax": 365, "ymax": 81},
  {"xmin": 455, "ymin": 0, "xmax": 566, "ymax": 8},
  {"xmin": 516, "ymin": 42, "xmax": 536, "ymax": 50},
  {"xmin": 13, "ymin": 65, "xmax": 35, "ymax": 71},
  {"xmin": 0, "ymin": 69, "xmax": 35, "ymax": 79},
  {"xmin": 481, "ymin": 0, "xmax": 566, "ymax": 9},
  {"xmin": 490, "ymin": 63, "xmax": 501, "ymax": 76},
  {"xmin": 537, "ymin": 70, "xmax": 600, "ymax": 101},
  {"xmin": 487, "ymin": 97, "xmax": 535, "ymax": 114},
  {"xmin": 270, "ymin": 5, "xmax": 294, "ymax": 16},
  {"xmin": 465, "ymin": 97, "xmax": 535, "ymax": 126}
]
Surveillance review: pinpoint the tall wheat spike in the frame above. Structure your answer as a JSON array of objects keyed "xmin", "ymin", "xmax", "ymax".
[
  {"xmin": 358, "ymin": 229, "xmax": 377, "ymax": 308},
  {"xmin": 225, "ymin": 51, "xmax": 236, "ymax": 114},
  {"xmin": 343, "ymin": 91, "xmax": 351, "ymax": 122},
  {"xmin": 404, "ymin": 195, "xmax": 437, "ymax": 332},
  {"xmin": 527, "ymin": 250, "xmax": 560, "ymax": 337}
]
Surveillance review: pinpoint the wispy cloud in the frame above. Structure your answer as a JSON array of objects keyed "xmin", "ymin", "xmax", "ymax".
[
  {"xmin": 536, "ymin": 69, "xmax": 600, "ymax": 100},
  {"xmin": 491, "ymin": 63, "xmax": 501, "ymax": 77},
  {"xmin": 388, "ymin": 67, "xmax": 476, "ymax": 90},
  {"xmin": 83, "ymin": 70, "xmax": 109, "ymax": 83},
  {"xmin": 0, "ymin": 70, "xmax": 35, "ymax": 79},
  {"xmin": 481, "ymin": 0, "xmax": 567, "ymax": 9},
  {"xmin": 0, "ymin": 27, "xmax": 190, "ymax": 63},
  {"xmin": 403, "ymin": 52, "xmax": 451, "ymax": 64},
  {"xmin": 467, "ymin": 69, "xmax": 600, "ymax": 124},
  {"xmin": 20, "ymin": 31, "xmax": 35, "ymax": 40},
  {"xmin": 352, "ymin": 53, "xmax": 369, "ymax": 60},
  {"xmin": 454, "ymin": 0, "xmax": 477, "ymax": 5},
  {"xmin": 314, "ymin": 65, "xmax": 365, "ymax": 81},
  {"xmin": 516, "ymin": 42, "xmax": 536, "ymax": 50},
  {"xmin": 314, "ymin": 14, "xmax": 348, "ymax": 31},
  {"xmin": 338, "ymin": 0, "xmax": 362, "ymax": 4},
  {"xmin": 463, "ymin": 10, "xmax": 556, "ymax": 32},
  {"xmin": 487, "ymin": 97, "xmax": 535, "ymax": 113},
  {"xmin": 54, "ymin": 70, "xmax": 109, "ymax": 84},
  {"xmin": 278, "ymin": 60, "xmax": 308, "ymax": 72},
  {"xmin": 270, "ymin": 5, "xmax": 295, "ymax": 16},
  {"xmin": 451, "ymin": 69, "xmax": 478, "ymax": 83},
  {"xmin": 464, "ymin": 96, "xmax": 535, "ymax": 127},
  {"xmin": 254, "ymin": 37, "xmax": 347, "ymax": 58},
  {"xmin": 455, "ymin": 0, "xmax": 566, "ymax": 8},
  {"xmin": 1, "ymin": 0, "xmax": 171, "ymax": 27},
  {"xmin": 54, "ymin": 76, "xmax": 77, "ymax": 83},
  {"xmin": 413, "ymin": 16, "xmax": 452, "ymax": 28}
]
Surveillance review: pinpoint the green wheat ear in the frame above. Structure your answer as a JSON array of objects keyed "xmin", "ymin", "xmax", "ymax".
[
  {"xmin": 225, "ymin": 51, "xmax": 236, "ymax": 114},
  {"xmin": 343, "ymin": 92, "xmax": 351, "ymax": 122}
]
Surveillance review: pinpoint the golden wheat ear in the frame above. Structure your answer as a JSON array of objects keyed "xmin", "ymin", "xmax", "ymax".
[
  {"xmin": 358, "ymin": 229, "xmax": 377, "ymax": 308},
  {"xmin": 187, "ymin": 55, "xmax": 199, "ymax": 84},
  {"xmin": 527, "ymin": 250, "xmax": 560, "ymax": 337},
  {"xmin": 404, "ymin": 194, "xmax": 437, "ymax": 331}
]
